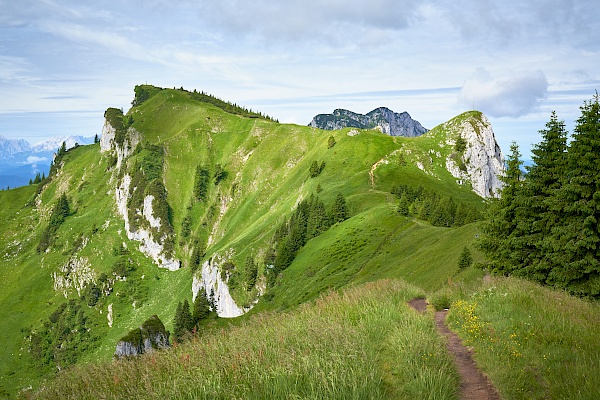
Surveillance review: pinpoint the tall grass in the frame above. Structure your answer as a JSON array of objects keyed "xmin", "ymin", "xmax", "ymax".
[
  {"xmin": 29, "ymin": 280, "xmax": 459, "ymax": 399},
  {"xmin": 446, "ymin": 276, "xmax": 600, "ymax": 399}
]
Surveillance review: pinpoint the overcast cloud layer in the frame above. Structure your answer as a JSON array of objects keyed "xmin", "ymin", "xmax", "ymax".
[{"xmin": 0, "ymin": 0, "xmax": 599, "ymax": 157}]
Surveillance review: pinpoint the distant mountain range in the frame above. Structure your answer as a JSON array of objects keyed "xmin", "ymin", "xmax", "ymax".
[
  {"xmin": 308, "ymin": 107, "xmax": 428, "ymax": 137},
  {"xmin": 0, "ymin": 135, "xmax": 95, "ymax": 188}
]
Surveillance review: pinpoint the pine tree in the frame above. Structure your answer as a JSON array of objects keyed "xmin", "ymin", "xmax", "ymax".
[
  {"xmin": 331, "ymin": 193, "xmax": 348, "ymax": 223},
  {"xmin": 548, "ymin": 96, "xmax": 600, "ymax": 297},
  {"xmin": 397, "ymin": 193, "xmax": 410, "ymax": 216},
  {"xmin": 193, "ymin": 289, "xmax": 211, "ymax": 324},
  {"xmin": 327, "ymin": 135, "xmax": 336, "ymax": 149},
  {"xmin": 244, "ymin": 256, "xmax": 258, "ymax": 291},
  {"xmin": 478, "ymin": 142, "xmax": 524, "ymax": 275},
  {"xmin": 458, "ymin": 246, "xmax": 472, "ymax": 269},
  {"xmin": 516, "ymin": 111, "xmax": 569, "ymax": 283},
  {"xmin": 194, "ymin": 166, "xmax": 210, "ymax": 201},
  {"xmin": 94, "ymin": 134, "xmax": 99, "ymax": 144},
  {"xmin": 173, "ymin": 299, "xmax": 194, "ymax": 342}
]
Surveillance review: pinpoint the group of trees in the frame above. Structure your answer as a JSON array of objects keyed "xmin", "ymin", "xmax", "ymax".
[
  {"xmin": 267, "ymin": 193, "xmax": 348, "ymax": 283},
  {"xmin": 479, "ymin": 96, "xmax": 600, "ymax": 298},
  {"xmin": 391, "ymin": 184, "xmax": 481, "ymax": 227},
  {"xmin": 37, "ymin": 193, "xmax": 70, "ymax": 252},
  {"xmin": 172, "ymin": 289, "xmax": 214, "ymax": 342}
]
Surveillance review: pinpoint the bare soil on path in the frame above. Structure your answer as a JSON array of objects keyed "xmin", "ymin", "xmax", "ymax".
[{"xmin": 408, "ymin": 298, "xmax": 501, "ymax": 400}]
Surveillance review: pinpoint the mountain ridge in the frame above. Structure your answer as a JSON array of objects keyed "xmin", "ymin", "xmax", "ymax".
[
  {"xmin": 0, "ymin": 85, "xmax": 500, "ymax": 396},
  {"xmin": 308, "ymin": 106, "xmax": 428, "ymax": 137}
]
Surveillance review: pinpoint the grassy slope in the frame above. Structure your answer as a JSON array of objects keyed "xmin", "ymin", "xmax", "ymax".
[{"xmin": 31, "ymin": 280, "xmax": 460, "ymax": 400}]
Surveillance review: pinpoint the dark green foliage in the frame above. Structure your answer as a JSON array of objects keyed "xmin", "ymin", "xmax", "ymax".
[
  {"xmin": 306, "ymin": 195, "xmax": 330, "ymax": 239},
  {"xmin": 33, "ymin": 173, "xmax": 42, "ymax": 185},
  {"xmin": 104, "ymin": 108, "xmax": 130, "ymax": 146},
  {"xmin": 479, "ymin": 97, "xmax": 600, "ymax": 297},
  {"xmin": 327, "ymin": 135, "xmax": 336, "ymax": 149},
  {"xmin": 213, "ymin": 163, "xmax": 228, "ymax": 185},
  {"xmin": 244, "ymin": 256, "xmax": 258, "ymax": 291},
  {"xmin": 173, "ymin": 300, "xmax": 194, "ymax": 342},
  {"xmin": 309, "ymin": 161, "xmax": 326, "ymax": 178},
  {"xmin": 269, "ymin": 194, "xmax": 335, "ymax": 281},
  {"xmin": 94, "ymin": 134, "xmax": 99, "ymax": 144},
  {"xmin": 331, "ymin": 193, "xmax": 348, "ymax": 224},
  {"xmin": 132, "ymin": 85, "xmax": 163, "ymax": 107},
  {"xmin": 454, "ymin": 135, "xmax": 467, "ymax": 153},
  {"xmin": 194, "ymin": 166, "xmax": 211, "ymax": 201},
  {"xmin": 458, "ymin": 247, "xmax": 472, "ymax": 269},
  {"xmin": 37, "ymin": 193, "xmax": 70, "ymax": 253},
  {"xmin": 28, "ymin": 300, "xmax": 101, "ymax": 371},
  {"xmin": 546, "ymin": 97, "xmax": 600, "ymax": 296},
  {"xmin": 397, "ymin": 194, "xmax": 410, "ymax": 216},
  {"xmin": 391, "ymin": 184, "xmax": 480, "ymax": 227},
  {"xmin": 192, "ymin": 289, "xmax": 211, "ymax": 325},
  {"xmin": 187, "ymin": 88, "xmax": 276, "ymax": 121},
  {"xmin": 478, "ymin": 142, "xmax": 524, "ymax": 275},
  {"xmin": 190, "ymin": 239, "xmax": 206, "ymax": 272}
]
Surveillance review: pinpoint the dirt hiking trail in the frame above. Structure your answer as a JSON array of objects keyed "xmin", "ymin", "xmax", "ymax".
[{"xmin": 408, "ymin": 298, "xmax": 501, "ymax": 400}]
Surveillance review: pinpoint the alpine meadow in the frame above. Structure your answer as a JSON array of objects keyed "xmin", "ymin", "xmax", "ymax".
[{"xmin": 0, "ymin": 85, "xmax": 599, "ymax": 399}]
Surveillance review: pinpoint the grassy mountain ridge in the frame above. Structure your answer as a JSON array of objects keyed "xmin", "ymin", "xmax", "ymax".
[{"xmin": 0, "ymin": 85, "xmax": 517, "ymax": 397}]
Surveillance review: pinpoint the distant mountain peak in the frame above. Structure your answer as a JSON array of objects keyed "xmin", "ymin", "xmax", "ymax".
[{"xmin": 308, "ymin": 107, "xmax": 428, "ymax": 137}]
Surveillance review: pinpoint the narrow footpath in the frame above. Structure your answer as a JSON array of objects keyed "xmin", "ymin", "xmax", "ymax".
[{"xmin": 408, "ymin": 298, "xmax": 501, "ymax": 400}]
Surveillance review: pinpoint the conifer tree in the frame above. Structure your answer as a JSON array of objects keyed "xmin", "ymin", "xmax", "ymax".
[
  {"xmin": 478, "ymin": 142, "xmax": 524, "ymax": 275},
  {"xmin": 458, "ymin": 246, "xmax": 472, "ymax": 269},
  {"xmin": 331, "ymin": 193, "xmax": 348, "ymax": 223},
  {"xmin": 173, "ymin": 299, "xmax": 194, "ymax": 342},
  {"xmin": 193, "ymin": 289, "xmax": 211, "ymax": 324},
  {"xmin": 517, "ymin": 111, "xmax": 569, "ymax": 282},
  {"xmin": 397, "ymin": 193, "xmax": 410, "ymax": 216},
  {"xmin": 548, "ymin": 96, "xmax": 600, "ymax": 296},
  {"xmin": 244, "ymin": 256, "xmax": 258, "ymax": 291}
]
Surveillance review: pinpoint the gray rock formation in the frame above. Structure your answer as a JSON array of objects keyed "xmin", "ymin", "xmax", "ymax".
[
  {"xmin": 309, "ymin": 107, "xmax": 428, "ymax": 137},
  {"xmin": 102, "ymin": 115, "xmax": 179, "ymax": 270},
  {"xmin": 115, "ymin": 315, "xmax": 170, "ymax": 358},
  {"xmin": 444, "ymin": 113, "xmax": 504, "ymax": 198},
  {"xmin": 192, "ymin": 252, "xmax": 246, "ymax": 318}
]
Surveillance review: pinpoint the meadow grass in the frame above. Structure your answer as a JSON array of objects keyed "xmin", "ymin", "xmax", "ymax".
[
  {"xmin": 446, "ymin": 276, "xmax": 600, "ymax": 399},
  {"xmin": 29, "ymin": 280, "xmax": 459, "ymax": 399}
]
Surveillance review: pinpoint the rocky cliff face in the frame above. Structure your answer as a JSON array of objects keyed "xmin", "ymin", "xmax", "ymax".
[
  {"xmin": 192, "ymin": 252, "xmax": 246, "ymax": 318},
  {"xmin": 444, "ymin": 113, "xmax": 504, "ymax": 198},
  {"xmin": 103, "ymin": 118, "xmax": 180, "ymax": 270},
  {"xmin": 115, "ymin": 315, "xmax": 170, "ymax": 358},
  {"xmin": 308, "ymin": 107, "xmax": 428, "ymax": 137}
]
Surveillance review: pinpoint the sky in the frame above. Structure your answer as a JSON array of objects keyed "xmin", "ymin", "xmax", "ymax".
[{"xmin": 1, "ymin": 0, "xmax": 599, "ymax": 158}]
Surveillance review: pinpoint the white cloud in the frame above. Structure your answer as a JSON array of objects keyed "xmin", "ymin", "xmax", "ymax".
[
  {"xmin": 25, "ymin": 156, "xmax": 47, "ymax": 164},
  {"xmin": 458, "ymin": 68, "xmax": 548, "ymax": 118}
]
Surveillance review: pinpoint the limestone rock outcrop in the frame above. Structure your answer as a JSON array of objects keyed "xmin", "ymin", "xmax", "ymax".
[
  {"xmin": 444, "ymin": 112, "xmax": 504, "ymax": 198},
  {"xmin": 192, "ymin": 253, "xmax": 246, "ymax": 318},
  {"xmin": 309, "ymin": 107, "xmax": 428, "ymax": 137},
  {"xmin": 115, "ymin": 315, "xmax": 170, "ymax": 358}
]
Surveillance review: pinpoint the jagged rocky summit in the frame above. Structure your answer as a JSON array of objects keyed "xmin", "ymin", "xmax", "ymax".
[
  {"xmin": 115, "ymin": 315, "xmax": 170, "ymax": 357},
  {"xmin": 308, "ymin": 107, "xmax": 428, "ymax": 137},
  {"xmin": 443, "ymin": 112, "xmax": 504, "ymax": 198}
]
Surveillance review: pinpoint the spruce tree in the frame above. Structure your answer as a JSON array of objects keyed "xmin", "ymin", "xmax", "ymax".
[
  {"xmin": 548, "ymin": 96, "xmax": 600, "ymax": 297},
  {"xmin": 458, "ymin": 246, "xmax": 472, "ymax": 269},
  {"xmin": 517, "ymin": 111, "xmax": 569, "ymax": 283},
  {"xmin": 193, "ymin": 289, "xmax": 211, "ymax": 324},
  {"xmin": 478, "ymin": 142, "xmax": 524, "ymax": 275},
  {"xmin": 244, "ymin": 256, "xmax": 258, "ymax": 291},
  {"xmin": 331, "ymin": 193, "xmax": 348, "ymax": 223},
  {"xmin": 173, "ymin": 299, "xmax": 194, "ymax": 342}
]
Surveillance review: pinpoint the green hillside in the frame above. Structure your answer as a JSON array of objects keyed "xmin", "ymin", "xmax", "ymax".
[{"xmin": 2, "ymin": 85, "xmax": 597, "ymax": 399}]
